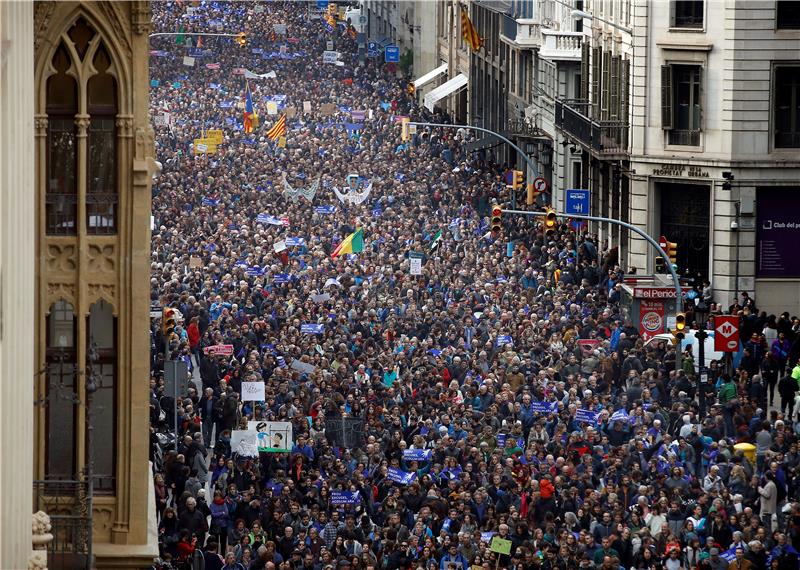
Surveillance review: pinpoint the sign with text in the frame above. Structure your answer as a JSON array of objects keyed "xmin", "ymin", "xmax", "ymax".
[
  {"xmin": 203, "ymin": 344, "xmax": 233, "ymax": 356},
  {"xmin": 714, "ymin": 315, "xmax": 740, "ymax": 352},
  {"xmin": 756, "ymin": 186, "xmax": 800, "ymax": 277},
  {"xmin": 638, "ymin": 299, "xmax": 665, "ymax": 342},
  {"xmin": 384, "ymin": 45, "xmax": 400, "ymax": 63},
  {"xmin": 490, "ymin": 537, "xmax": 512, "ymax": 555},
  {"xmin": 231, "ymin": 430, "xmax": 259, "ymax": 457},
  {"xmin": 565, "ymin": 189, "xmax": 590, "ymax": 215},
  {"xmin": 387, "ymin": 467, "xmax": 416, "ymax": 485},
  {"xmin": 247, "ymin": 421, "xmax": 293, "ymax": 452},
  {"xmin": 241, "ymin": 381, "xmax": 266, "ymax": 402},
  {"xmin": 330, "ymin": 490, "xmax": 360, "ymax": 505},
  {"xmin": 632, "ymin": 287, "xmax": 691, "ymax": 299},
  {"xmin": 409, "ymin": 251, "xmax": 423, "ymax": 275}
]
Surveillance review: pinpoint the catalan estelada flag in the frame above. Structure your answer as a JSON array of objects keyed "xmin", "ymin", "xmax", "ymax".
[
  {"xmin": 243, "ymin": 82, "xmax": 258, "ymax": 133},
  {"xmin": 266, "ymin": 114, "xmax": 287, "ymax": 141},
  {"xmin": 461, "ymin": 7, "xmax": 483, "ymax": 52},
  {"xmin": 331, "ymin": 228, "xmax": 364, "ymax": 258}
]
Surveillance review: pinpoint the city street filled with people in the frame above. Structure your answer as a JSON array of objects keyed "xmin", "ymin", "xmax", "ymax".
[{"xmin": 147, "ymin": 2, "xmax": 800, "ymax": 569}]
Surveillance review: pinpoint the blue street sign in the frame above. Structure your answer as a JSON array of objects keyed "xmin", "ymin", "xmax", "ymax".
[
  {"xmin": 565, "ymin": 189, "xmax": 590, "ymax": 215},
  {"xmin": 368, "ymin": 42, "xmax": 377, "ymax": 51},
  {"xmin": 385, "ymin": 45, "xmax": 400, "ymax": 63}
]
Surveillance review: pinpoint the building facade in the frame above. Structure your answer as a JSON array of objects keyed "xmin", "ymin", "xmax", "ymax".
[
  {"xmin": 1, "ymin": 1, "xmax": 159, "ymax": 568},
  {"xmin": 428, "ymin": 0, "xmax": 800, "ymax": 314}
]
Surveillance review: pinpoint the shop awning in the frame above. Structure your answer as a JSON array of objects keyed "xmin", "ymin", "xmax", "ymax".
[
  {"xmin": 412, "ymin": 63, "xmax": 448, "ymax": 89},
  {"xmin": 423, "ymin": 73, "xmax": 468, "ymax": 111}
]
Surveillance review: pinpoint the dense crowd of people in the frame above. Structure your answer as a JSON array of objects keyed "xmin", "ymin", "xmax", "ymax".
[{"xmin": 148, "ymin": 2, "xmax": 800, "ymax": 569}]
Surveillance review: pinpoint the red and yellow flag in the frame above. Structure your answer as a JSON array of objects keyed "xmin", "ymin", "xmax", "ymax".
[
  {"xmin": 266, "ymin": 114, "xmax": 287, "ymax": 141},
  {"xmin": 461, "ymin": 7, "xmax": 483, "ymax": 52}
]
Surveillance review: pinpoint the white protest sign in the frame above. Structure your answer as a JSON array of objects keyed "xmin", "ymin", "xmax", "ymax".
[
  {"xmin": 182, "ymin": 56, "xmax": 195, "ymax": 67},
  {"xmin": 326, "ymin": 41, "xmax": 334, "ymax": 51},
  {"xmin": 273, "ymin": 240, "xmax": 287, "ymax": 253},
  {"xmin": 303, "ymin": 101, "xmax": 312, "ymax": 113},
  {"xmin": 311, "ymin": 293, "xmax": 331, "ymax": 303},
  {"xmin": 241, "ymin": 381, "xmax": 266, "ymax": 402},
  {"xmin": 409, "ymin": 252, "xmax": 423, "ymax": 275},
  {"xmin": 323, "ymin": 51, "xmax": 340, "ymax": 64},
  {"xmin": 247, "ymin": 421, "xmax": 293, "ymax": 452},
  {"xmin": 266, "ymin": 101, "xmax": 278, "ymax": 116},
  {"xmin": 274, "ymin": 23, "xmax": 287, "ymax": 35},
  {"xmin": 231, "ymin": 430, "xmax": 259, "ymax": 457},
  {"xmin": 264, "ymin": 71, "xmax": 277, "ymax": 79},
  {"xmin": 195, "ymin": 143, "xmax": 208, "ymax": 153}
]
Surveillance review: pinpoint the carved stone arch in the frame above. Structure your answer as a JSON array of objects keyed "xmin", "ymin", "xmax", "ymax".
[
  {"xmin": 44, "ymin": 286, "xmax": 77, "ymax": 314},
  {"xmin": 34, "ymin": 5, "xmax": 132, "ymax": 117},
  {"xmin": 84, "ymin": 37, "xmax": 122, "ymax": 86},
  {"xmin": 87, "ymin": 285, "xmax": 117, "ymax": 315},
  {"xmin": 37, "ymin": 35, "xmax": 82, "ymax": 114}
]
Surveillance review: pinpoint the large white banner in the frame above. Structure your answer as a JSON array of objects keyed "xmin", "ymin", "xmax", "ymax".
[
  {"xmin": 241, "ymin": 381, "xmax": 266, "ymax": 401},
  {"xmin": 248, "ymin": 421, "xmax": 293, "ymax": 452}
]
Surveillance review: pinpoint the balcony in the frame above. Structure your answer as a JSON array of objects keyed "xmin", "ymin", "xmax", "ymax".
[
  {"xmin": 539, "ymin": 29, "xmax": 583, "ymax": 61},
  {"xmin": 555, "ymin": 100, "xmax": 629, "ymax": 157},
  {"xmin": 500, "ymin": 14, "xmax": 542, "ymax": 49}
]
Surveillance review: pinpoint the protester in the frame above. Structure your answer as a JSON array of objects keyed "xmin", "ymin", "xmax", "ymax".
[{"xmin": 148, "ymin": 2, "xmax": 800, "ymax": 569}]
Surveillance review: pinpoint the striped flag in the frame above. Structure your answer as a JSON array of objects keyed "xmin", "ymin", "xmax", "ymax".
[
  {"xmin": 205, "ymin": 62, "xmax": 220, "ymax": 70},
  {"xmin": 460, "ymin": 7, "xmax": 483, "ymax": 52},
  {"xmin": 266, "ymin": 114, "xmax": 287, "ymax": 141}
]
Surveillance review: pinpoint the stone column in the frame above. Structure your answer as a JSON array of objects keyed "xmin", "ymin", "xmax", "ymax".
[{"xmin": 0, "ymin": 1, "xmax": 36, "ymax": 568}]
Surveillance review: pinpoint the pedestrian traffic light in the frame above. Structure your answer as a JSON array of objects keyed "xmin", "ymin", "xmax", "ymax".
[
  {"xmin": 162, "ymin": 308, "xmax": 176, "ymax": 341},
  {"xmin": 666, "ymin": 240, "xmax": 677, "ymax": 265},
  {"xmin": 544, "ymin": 208, "xmax": 557, "ymax": 234},
  {"xmin": 490, "ymin": 205, "xmax": 503, "ymax": 237},
  {"xmin": 511, "ymin": 170, "xmax": 524, "ymax": 191},
  {"xmin": 236, "ymin": 32, "xmax": 247, "ymax": 47},
  {"xmin": 400, "ymin": 117, "xmax": 410, "ymax": 142},
  {"xmin": 654, "ymin": 256, "xmax": 665, "ymax": 274}
]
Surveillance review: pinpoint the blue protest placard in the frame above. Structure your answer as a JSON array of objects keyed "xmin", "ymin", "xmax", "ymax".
[
  {"xmin": 575, "ymin": 409, "xmax": 598, "ymax": 424},
  {"xmin": 384, "ymin": 45, "xmax": 400, "ymax": 63},
  {"xmin": 301, "ymin": 323, "xmax": 325, "ymax": 334},
  {"xmin": 330, "ymin": 490, "xmax": 360, "ymax": 505},
  {"xmin": 403, "ymin": 449, "xmax": 432, "ymax": 461},
  {"xmin": 610, "ymin": 409, "xmax": 629, "ymax": 423},
  {"xmin": 531, "ymin": 401, "xmax": 558, "ymax": 414},
  {"xmin": 387, "ymin": 467, "xmax": 416, "ymax": 485},
  {"xmin": 565, "ymin": 189, "xmax": 590, "ymax": 215},
  {"xmin": 496, "ymin": 335, "xmax": 513, "ymax": 347}
]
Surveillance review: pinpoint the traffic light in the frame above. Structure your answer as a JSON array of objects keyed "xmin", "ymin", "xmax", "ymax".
[
  {"xmin": 400, "ymin": 117, "xmax": 410, "ymax": 142},
  {"xmin": 162, "ymin": 308, "xmax": 176, "ymax": 341},
  {"xmin": 672, "ymin": 312, "xmax": 686, "ymax": 345},
  {"xmin": 511, "ymin": 170, "xmax": 524, "ymax": 191},
  {"xmin": 544, "ymin": 208, "xmax": 557, "ymax": 234},
  {"xmin": 490, "ymin": 205, "xmax": 503, "ymax": 237},
  {"xmin": 666, "ymin": 240, "xmax": 677, "ymax": 265},
  {"xmin": 236, "ymin": 32, "xmax": 247, "ymax": 47},
  {"xmin": 654, "ymin": 256, "xmax": 665, "ymax": 274}
]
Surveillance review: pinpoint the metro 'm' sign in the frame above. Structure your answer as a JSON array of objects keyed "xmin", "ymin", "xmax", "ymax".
[{"xmin": 714, "ymin": 316, "xmax": 740, "ymax": 352}]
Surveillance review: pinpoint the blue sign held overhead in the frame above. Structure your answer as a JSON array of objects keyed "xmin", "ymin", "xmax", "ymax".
[
  {"xmin": 384, "ymin": 45, "xmax": 400, "ymax": 63},
  {"xmin": 317, "ymin": 0, "xmax": 329, "ymax": 9},
  {"xmin": 565, "ymin": 189, "xmax": 590, "ymax": 216}
]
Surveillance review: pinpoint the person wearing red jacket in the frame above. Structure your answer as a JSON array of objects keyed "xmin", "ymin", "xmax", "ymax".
[{"xmin": 187, "ymin": 316, "xmax": 200, "ymax": 356}]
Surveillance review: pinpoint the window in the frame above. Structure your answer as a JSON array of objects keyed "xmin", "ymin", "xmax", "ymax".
[
  {"xmin": 672, "ymin": 0, "xmax": 704, "ymax": 28},
  {"xmin": 574, "ymin": 0, "xmax": 584, "ymax": 32},
  {"xmin": 777, "ymin": 1, "xmax": 800, "ymax": 29},
  {"xmin": 775, "ymin": 66, "xmax": 800, "ymax": 148},
  {"xmin": 46, "ymin": 44, "xmax": 78, "ymax": 235},
  {"xmin": 87, "ymin": 45, "xmax": 118, "ymax": 234},
  {"xmin": 662, "ymin": 64, "xmax": 702, "ymax": 146},
  {"xmin": 45, "ymin": 301, "xmax": 77, "ymax": 479},
  {"xmin": 87, "ymin": 301, "xmax": 117, "ymax": 493}
]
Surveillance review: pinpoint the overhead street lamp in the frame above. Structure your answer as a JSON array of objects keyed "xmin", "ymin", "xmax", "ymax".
[{"xmin": 570, "ymin": 9, "xmax": 632, "ymax": 34}]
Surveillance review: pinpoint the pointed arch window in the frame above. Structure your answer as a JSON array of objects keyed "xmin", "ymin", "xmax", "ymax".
[
  {"xmin": 46, "ymin": 44, "xmax": 78, "ymax": 235},
  {"xmin": 87, "ymin": 44, "xmax": 118, "ymax": 235}
]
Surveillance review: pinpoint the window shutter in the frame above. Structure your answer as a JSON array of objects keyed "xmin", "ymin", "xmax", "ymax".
[
  {"xmin": 621, "ymin": 58, "xmax": 630, "ymax": 125},
  {"xmin": 610, "ymin": 56, "xmax": 620, "ymax": 120},
  {"xmin": 601, "ymin": 50, "xmax": 611, "ymax": 119},
  {"xmin": 591, "ymin": 47, "xmax": 601, "ymax": 117},
  {"xmin": 581, "ymin": 41, "xmax": 590, "ymax": 101},
  {"xmin": 669, "ymin": 0, "xmax": 676, "ymax": 27},
  {"xmin": 661, "ymin": 64, "xmax": 673, "ymax": 130}
]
